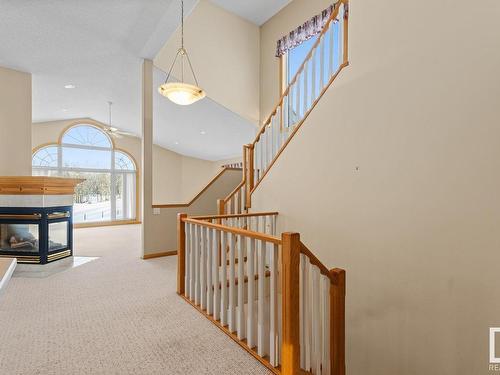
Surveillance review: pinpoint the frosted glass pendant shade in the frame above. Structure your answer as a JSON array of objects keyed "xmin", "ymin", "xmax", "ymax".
[{"xmin": 158, "ymin": 82, "xmax": 206, "ymax": 106}]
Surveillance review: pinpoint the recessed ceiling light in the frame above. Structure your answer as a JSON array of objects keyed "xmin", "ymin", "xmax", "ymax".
[
  {"xmin": 174, "ymin": 141, "xmax": 179, "ymax": 145},
  {"xmin": 200, "ymin": 130, "xmax": 206, "ymax": 135},
  {"xmin": 64, "ymin": 84, "xmax": 76, "ymax": 89},
  {"xmin": 61, "ymin": 108, "xmax": 68, "ymax": 112}
]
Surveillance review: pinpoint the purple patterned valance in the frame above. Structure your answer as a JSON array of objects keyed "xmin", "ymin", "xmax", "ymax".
[{"xmin": 276, "ymin": 3, "xmax": 338, "ymax": 58}]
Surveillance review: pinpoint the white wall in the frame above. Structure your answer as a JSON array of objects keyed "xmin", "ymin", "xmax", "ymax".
[
  {"xmin": 251, "ymin": 0, "xmax": 500, "ymax": 374},
  {"xmin": 0, "ymin": 66, "xmax": 32, "ymax": 175},
  {"xmin": 154, "ymin": 0, "xmax": 260, "ymax": 125}
]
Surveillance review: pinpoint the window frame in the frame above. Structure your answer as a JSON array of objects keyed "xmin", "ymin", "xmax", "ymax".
[{"xmin": 32, "ymin": 122, "xmax": 138, "ymax": 225}]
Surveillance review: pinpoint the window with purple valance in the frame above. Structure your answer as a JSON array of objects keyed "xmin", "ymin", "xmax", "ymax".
[{"xmin": 276, "ymin": 3, "xmax": 340, "ymax": 58}]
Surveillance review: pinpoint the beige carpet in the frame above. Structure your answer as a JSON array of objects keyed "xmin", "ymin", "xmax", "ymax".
[{"xmin": 0, "ymin": 225, "xmax": 270, "ymax": 375}]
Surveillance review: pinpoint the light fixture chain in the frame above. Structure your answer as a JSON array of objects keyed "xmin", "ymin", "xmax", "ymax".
[{"xmin": 181, "ymin": 0, "xmax": 184, "ymax": 50}]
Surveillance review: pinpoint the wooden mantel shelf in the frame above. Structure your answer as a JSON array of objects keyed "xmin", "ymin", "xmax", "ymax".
[{"xmin": 0, "ymin": 176, "xmax": 84, "ymax": 195}]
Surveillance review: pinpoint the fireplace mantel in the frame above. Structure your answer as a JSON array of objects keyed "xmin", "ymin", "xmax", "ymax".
[{"xmin": 0, "ymin": 177, "xmax": 83, "ymax": 195}]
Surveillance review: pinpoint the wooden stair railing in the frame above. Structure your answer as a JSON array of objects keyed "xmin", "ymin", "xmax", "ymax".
[
  {"xmin": 177, "ymin": 212, "xmax": 346, "ymax": 375},
  {"xmin": 220, "ymin": 0, "xmax": 349, "ymax": 212}
]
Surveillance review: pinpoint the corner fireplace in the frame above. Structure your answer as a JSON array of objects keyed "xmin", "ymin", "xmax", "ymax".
[{"xmin": 0, "ymin": 207, "xmax": 73, "ymax": 264}]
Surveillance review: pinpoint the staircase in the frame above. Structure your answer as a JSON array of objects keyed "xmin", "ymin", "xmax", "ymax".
[{"xmin": 176, "ymin": 1, "xmax": 349, "ymax": 374}]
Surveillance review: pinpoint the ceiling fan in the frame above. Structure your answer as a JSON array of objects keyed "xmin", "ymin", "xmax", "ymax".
[{"xmin": 102, "ymin": 101, "xmax": 136, "ymax": 138}]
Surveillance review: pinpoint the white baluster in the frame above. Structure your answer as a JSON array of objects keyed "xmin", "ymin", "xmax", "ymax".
[
  {"xmin": 311, "ymin": 47, "xmax": 317, "ymax": 104},
  {"xmin": 329, "ymin": 19, "xmax": 335, "ymax": 76},
  {"xmin": 305, "ymin": 258, "xmax": 312, "ymax": 370},
  {"xmin": 257, "ymin": 239, "xmax": 267, "ymax": 357},
  {"xmin": 213, "ymin": 228, "xmax": 220, "ymax": 320},
  {"xmin": 194, "ymin": 225, "xmax": 200, "ymax": 305},
  {"xmin": 200, "ymin": 226, "xmax": 207, "ymax": 310},
  {"xmin": 320, "ymin": 33, "xmax": 325, "ymax": 90},
  {"xmin": 303, "ymin": 61, "xmax": 308, "ymax": 115},
  {"xmin": 190, "ymin": 222, "xmax": 195, "ymax": 300},
  {"xmin": 229, "ymin": 232, "xmax": 236, "ymax": 332},
  {"xmin": 207, "ymin": 226, "xmax": 213, "ymax": 315},
  {"xmin": 312, "ymin": 267, "xmax": 321, "ymax": 374},
  {"xmin": 338, "ymin": 5, "xmax": 344, "ymax": 65},
  {"xmin": 296, "ymin": 77, "xmax": 301, "ymax": 120},
  {"xmin": 300, "ymin": 254, "xmax": 306, "ymax": 368},
  {"xmin": 278, "ymin": 106, "xmax": 283, "ymax": 152},
  {"xmin": 220, "ymin": 229, "xmax": 228, "ymax": 325},
  {"xmin": 260, "ymin": 135, "xmax": 265, "ymax": 179},
  {"xmin": 237, "ymin": 232, "xmax": 245, "ymax": 340},
  {"xmin": 269, "ymin": 242, "xmax": 279, "ymax": 367},
  {"xmin": 321, "ymin": 275, "xmax": 331, "ymax": 375},
  {"xmin": 255, "ymin": 139, "xmax": 260, "ymax": 181},
  {"xmin": 184, "ymin": 223, "xmax": 190, "ymax": 298},
  {"xmin": 247, "ymin": 237, "xmax": 256, "ymax": 348}
]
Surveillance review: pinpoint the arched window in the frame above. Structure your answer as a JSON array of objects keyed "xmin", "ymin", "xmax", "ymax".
[{"xmin": 32, "ymin": 124, "xmax": 137, "ymax": 224}]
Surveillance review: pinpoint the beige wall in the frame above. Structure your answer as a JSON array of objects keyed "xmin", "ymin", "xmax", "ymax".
[
  {"xmin": 145, "ymin": 168, "xmax": 241, "ymax": 254},
  {"xmin": 0, "ymin": 66, "xmax": 32, "ymax": 175},
  {"xmin": 252, "ymin": 0, "xmax": 500, "ymax": 374},
  {"xmin": 154, "ymin": 0, "xmax": 260, "ymax": 125}
]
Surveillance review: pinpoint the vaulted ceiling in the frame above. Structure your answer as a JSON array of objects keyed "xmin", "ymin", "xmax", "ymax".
[{"xmin": 0, "ymin": 0, "xmax": 288, "ymax": 160}]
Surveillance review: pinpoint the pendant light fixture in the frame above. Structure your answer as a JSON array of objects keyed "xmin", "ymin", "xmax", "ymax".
[{"xmin": 158, "ymin": 0, "xmax": 206, "ymax": 106}]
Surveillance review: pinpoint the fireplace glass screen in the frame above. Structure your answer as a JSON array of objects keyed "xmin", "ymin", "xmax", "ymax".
[
  {"xmin": 0, "ymin": 224, "xmax": 39, "ymax": 253},
  {"xmin": 48, "ymin": 221, "xmax": 68, "ymax": 252}
]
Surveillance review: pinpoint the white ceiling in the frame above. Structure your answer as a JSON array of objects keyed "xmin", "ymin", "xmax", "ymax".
[
  {"xmin": 0, "ymin": 0, "xmax": 274, "ymax": 160},
  {"xmin": 210, "ymin": 0, "xmax": 291, "ymax": 25},
  {"xmin": 153, "ymin": 68, "xmax": 255, "ymax": 161}
]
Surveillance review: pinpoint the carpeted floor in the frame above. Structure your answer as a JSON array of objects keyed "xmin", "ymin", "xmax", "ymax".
[{"xmin": 0, "ymin": 225, "xmax": 270, "ymax": 375}]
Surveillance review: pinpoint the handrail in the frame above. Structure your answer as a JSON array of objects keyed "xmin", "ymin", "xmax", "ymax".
[
  {"xmin": 223, "ymin": 180, "xmax": 245, "ymax": 204},
  {"xmin": 300, "ymin": 242, "xmax": 335, "ymax": 284},
  {"xmin": 220, "ymin": 0, "xmax": 349, "ymax": 212},
  {"xmin": 153, "ymin": 166, "xmax": 239, "ymax": 208},
  {"xmin": 182, "ymin": 217, "xmax": 282, "ymax": 245},
  {"xmin": 253, "ymin": 0, "xmax": 348, "ymax": 144},
  {"xmin": 177, "ymin": 215, "xmax": 345, "ymax": 375},
  {"xmin": 190, "ymin": 211, "xmax": 278, "ymax": 220},
  {"xmin": 251, "ymin": 61, "xmax": 348, "ymax": 195}
]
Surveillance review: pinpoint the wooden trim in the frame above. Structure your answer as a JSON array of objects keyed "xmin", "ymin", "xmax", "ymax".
[
  {"xmin": 180, "ymin": 294, "xmax": 280, "ymax": 375},
  {"xmin": 177, "ymin": 213, "xmax": 187, "ymax": 294},
  {"xmin": 217, "ymin": 198, "xmax": 225, "ymax": 216},
  {"xmin": 32, "ymin": 142, "xmax": 57, "ymax": 154},
  {"xmin": 330, "ymin": 268, "xmax": 346, "ymax": 375},
  {"xmin": 183, "ymin": 218, "xmax": 282, "ymax": 245},
  {"xmin": 74, "ymin": 219, "xmax": 141, "ymax": 229},
  {"xmin": 251, "ymin": 62, "xmax": 348, "ymax": 195},
  {"xmin": 142, "ymin": 250, "xmax": 177, "ymax": 260},
  {"xmin": 0, "ymin": 176, "xmax": 84, "ymax": 196},
  {"xmin": 253, "ymin": 0, "xmax": 347, "ymax": 144},
  {"xmin": 0, "ymin": 214, "xmax": 41, "ymax": 220},
  {"xmin": 281, "ymin": 232, "xmax": 301, "ymax": 375},
  {"xmin": 190, "ymin": 211, "xmax": 278, "ymax": 221},
  {"xmin": 152, "ymin": 167, "xmax": 239, "ymax": 208}
]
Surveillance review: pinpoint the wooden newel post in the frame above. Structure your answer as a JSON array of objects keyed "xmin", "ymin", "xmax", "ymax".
[
  {"xmin": 330, "ymin": 268, "xmax": 346, "ymax": 375},
  {"xmin": 281, "ymin": 232, "xmax": 301, "ymax": 375},
  {"xmin": 177, "ymin": 213, "xmax": 187, "ymax": 295},
  {"xmin": 217, "ymin": 199, "xmax": 225, "ymax": 216},
  {"xmin": 247, "ymin": 144, "xmax": 254, "ymax": 209}
]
